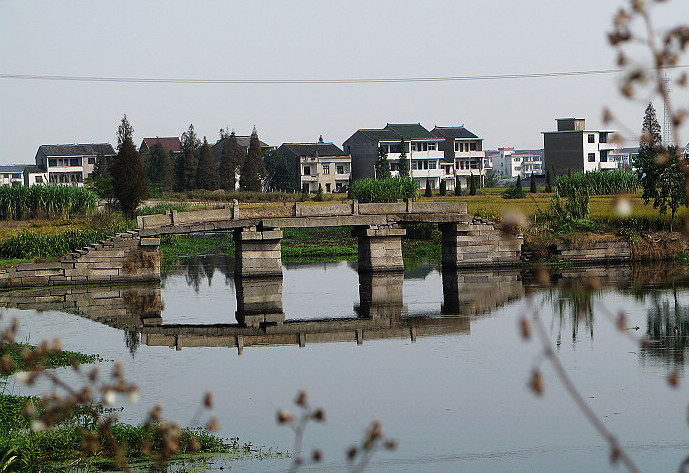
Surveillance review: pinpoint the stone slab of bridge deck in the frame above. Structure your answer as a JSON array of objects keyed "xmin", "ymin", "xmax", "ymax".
[
  {"xmin": 352, "ymin": 225, "xmax": 406, "ymax": 273},
  {"xmin": 233, "ymin": 227, "xmax": 283, "ymax": 278}
]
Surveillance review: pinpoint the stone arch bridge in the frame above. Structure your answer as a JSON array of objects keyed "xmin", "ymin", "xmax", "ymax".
[{"xmin": 0, "ymin": 200, "xmax": 522, "ymax": 288}]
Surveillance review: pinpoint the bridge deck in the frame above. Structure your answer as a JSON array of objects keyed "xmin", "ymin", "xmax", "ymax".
[{"xmin": 137, "ymin": 200, "xmax": 469, "ymax": 236}]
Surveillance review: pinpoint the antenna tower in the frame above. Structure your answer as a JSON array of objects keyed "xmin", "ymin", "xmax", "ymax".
[{"xmin": 662, "ymin": 72, "xmax": 673, "ymax": 146}]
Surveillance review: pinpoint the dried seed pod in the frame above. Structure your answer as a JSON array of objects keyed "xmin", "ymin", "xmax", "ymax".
[
  {"xmin": 668, "ymin": 369, "xmax": 680, "ymax": 388},
  {"xmin": 277, "ymin": 410, "xmax": 293, "ymax": 424},
  {"xmin": 203, "ymin": 391, "xmax": 213, "ymax": 409},
  {"xmin": 312, "ymin": 449, "xmax": 323, "ymax": 462},
  {"xmin": 295, "ymin": 390, "xmax": 308, "ymax": 407},
  {"xmin": 529, "ymin": 369, "xmax": 544, "ymax": 395},
  {"xmin": 519, "ymin": 317, "xmax": 531, "ymax": 340},
  {"xmin": 312, "ymin": 407, "xmax": 326, "ymax": 422},
  {"xmin": 206, "ymin": 416, "xmax": 219, "ymax": 431}
]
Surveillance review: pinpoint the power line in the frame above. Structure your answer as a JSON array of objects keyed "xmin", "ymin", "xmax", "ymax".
[{"xmin": 1, "ymin": 65, "xmax": 688, "ymax": 85}]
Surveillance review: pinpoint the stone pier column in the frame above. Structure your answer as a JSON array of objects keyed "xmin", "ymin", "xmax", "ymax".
[
  {"xmin": 353, "ymin": 225, "xmax": 405, "ymax": 273},
  {"xmin": 233, "ymin": 228, "xmax": 283, "ymax": 277},
  {"xmin": 440, "ymin": 221, "xmax": 522, "ymax": 268}
]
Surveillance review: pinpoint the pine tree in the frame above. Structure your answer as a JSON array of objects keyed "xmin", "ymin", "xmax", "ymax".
[
  {"xmin": 92, "ymin": 151, "xmax": 109, "ymax": 178},
  {"xmin": 264, "ymin": 148, "xmax": 297, "ymax": 192},
  {"xmin": 177, "ymin": 124, "xmax": 200, "ymax": 191},
  {"xmin": 454, "ymin": 176, "xmax": 462, "ymax": 196},
  {"xmin": 375, "ymin": 146, "xmax": 391, "ymax": 179},
  {"xmin": 439, "ymin": 179, "xmax": 447, "ymax": 196},
  {"xmin": 240, "ymin": 127, "xmax": 265, "ymax": 192},
  {"xmin": 530, "ymin": 172, "xmax": 537, "ymax": 193},
  {"xmin": 424, "ymin": 178, "xmax": 433, "ymax": 197},
  {"xmin": 148, "ymin": 142, "xmax": 174, "ymax": 192},
  {"xmin": 218, "ymin": 130, "xmax": 246, "ymax": 191},
  {"xmin": 195, "ymin": 137, "xmax": 220, "ymax": 190},
  {"xmin": 469, "ymin": 174, "xmax": 477, "ymax": 195},
  {"xmin": 398, "ymin": 141, "xmax": 409, "ymax": 177},
  {"xmin": 545, "ymin": 167, "xmax": 553, "ymax": 193},
  {"xmin": 635, "ymin": 103, "xmax": 685, "ymax": 229},
  {"xmin": 110, "ymin": 115, "xmax": 148, "ymax": 219},
  {"xmin": 516, "ymin": 174, "xmax": 523, "ymax": 189}
]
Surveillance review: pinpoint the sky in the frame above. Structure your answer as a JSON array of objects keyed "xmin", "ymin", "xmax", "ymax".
[{"xmin": 1, "ymin": 0, "xmax": 688, "ymax": 164}]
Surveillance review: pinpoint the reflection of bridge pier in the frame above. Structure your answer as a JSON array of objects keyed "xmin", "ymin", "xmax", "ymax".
[
  {"xmin": 441, "ymin": 268, "xmax": 524, "ymax": 315},
  {"xmin": 356, "ymin": 271, "xmax": 405, "ymax": 319},
  {"xmin": 235, "ymin": 276, "xmax": 285, "ymax": 327}
]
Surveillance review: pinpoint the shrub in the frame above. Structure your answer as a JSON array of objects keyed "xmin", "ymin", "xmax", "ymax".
[
  {"xmin": 439, "ymin": 180, "xmax": 447, "ymax": 196},
  {"xmin": 424, "ymin": 178, "xmax": 433, "ymax": 197},
  {"xmin": 502, "ymin": 184, "xmax": 526, "ymax": 199},
  {"xmin": 348, "ymin": 176, "xmax": 419, "ymax": 203}
]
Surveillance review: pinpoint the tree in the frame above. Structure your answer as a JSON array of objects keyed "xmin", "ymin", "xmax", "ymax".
[
  {"xmin": 469, "ymin": 173, "xmax": 477, "ymax": 195},
  {"xmin": 196, "ymin": 137, "xmax": 220, "ymax": 190},
  {"xmin": 530, "ymin": 172, "xmax": 537, "ymax": 193},
  {"xmin": 397, "ymin": 141, "xmax": 409, "ymax": 177},
  {"xmin": 264, "ymin": 148, "xmax": 297, "ymax": 192},
  {"xmin": 176, "ymin": 124, "xmax": 200, "ymax": 191},
  {"xmin": 240, "ymin": 127, "xmax": 265, "ymax": 192},
  {"xmin": 454, "ymin": 176, "xmax": 462, "ymax": 196},
  {"xmin": 439, "ymin": 179, "xmax": 447, "ymax": 196},
  {"xmin": 375, "ymin": 146, "xmax": 391, "ymax": 179},
  {"xmin": 545, "ymin": 167, "xmax": 553, "ymax": 193},
  {"xmin": 634, "ymin": 103, "xmax": 686, "ymax": 229},
  {"xmin": 92, "ymin": 151, "xmax": 109, "ymax": 179},
  {"xmin": 516, "ymin": 174, "xmax": 523, "ymax": 190},
  {"xmin": 424, "ymin": 178, "xmax": 433, "ymax": 197},
  {"xmin": 218, "ymin": 130, "xmax": 246, "ymax": 191},
  {"xmin": 484, "ymin": 170, "xmax": 499, "ymax": 188},
  {"xmin": 148, "ymin": 142, "xmax": 174, "ymax": 192},
  {"xmin": 110, "ymin": 115, "xmax": 148, "ymax": 219}
]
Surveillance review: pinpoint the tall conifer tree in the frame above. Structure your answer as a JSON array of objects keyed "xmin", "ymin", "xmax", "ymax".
[
  {"xmin": 240, "ymin": 127, "xmax": 265, "ymax": 192},
  {"xmin": 111, "ymin": 115, "xmax": 148, "ymax": 219},
  {"xmin": 218, "ymin": 130, "xmax": 245, "ymax": 191},
  {"xmin": 196, "ymin": 137, "xmax": 220, "ymax": 190},
  {"xmin": 177, "ymin": 124, "xmax": 200, "ymax": 191}
]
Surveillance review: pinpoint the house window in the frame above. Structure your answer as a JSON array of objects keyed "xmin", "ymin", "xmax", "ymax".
[
  {"xmin": 455, "ymin": 142, "xmax": 459, "ymax": 152},
  {"xmin": 70, "ymin": 158, "xmax": 81, "ymax": 166},
  {"xmin": 35, "ymin": 176, "xmax": 43, "ymax": 184},
  {"xmin": 428, "ymin": 161, "xmax": 436, "ymax": 169},
  {"xmin": 588, "ymin": 153, "xmax": 596, "ymax": 162},
  {"xmin": 326, "ymin": 183, "xmax": 331, "ymax": 192},
  {"xmin": 303, "ymin": 166, "xmax": 311, "ymax": 176},
  {"xmin": 411, "ymin": 161, "xmax": 418, "ymax": 170},
  {"xmin": 588, "ymin": 134, "xmax": 595, "ymax": 143},
  {"xmin": 337, "ymin": 165, "xmax": 344, "ymax": 174},
  {"xmin": 470, "ymin": 142, "xmax": 477, "ymax": 151},
  {"xmin": 600, "ymin": 132, "xmax": 608, "ymax": 143},
  {"xmin": 600, "ymin": 150, "xmax": 608, "ymax": 162},
  {"xmin": 88, "ymin": 157, "xmax": 96, "ymax": 164},
  {"xmin": 470, "ymin": 161, "xmax": 478, "ymax": 169},
  {"xmin": 322, "ymin": 165, "xmax": 330, "ymax": 174},
  {"xmin": 428, "ymin": 143, "xmax": 436, "ymax": 151},
  {"xmin": 11, "ymin": 173, "xmax": 20, "ymax": 179},
  {"xmin": 390, "ymin": 163, "xmax": 398, "ymax": 171},
  {"xmin": 48, "ymin": 158, "xmax": 57, "ymax": 167}
]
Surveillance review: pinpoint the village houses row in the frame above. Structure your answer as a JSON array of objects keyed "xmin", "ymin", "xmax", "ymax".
[{"xmin": 1, "ymin": 118, "xmax": 642, "ymax": 192}]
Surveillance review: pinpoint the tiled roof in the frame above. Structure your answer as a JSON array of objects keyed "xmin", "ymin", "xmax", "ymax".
[
  {"xmin": 0, "ymin": 165, "xmax": 27, "ymax": 173},
  {"xmin": 385, "ymin": 123, "xmax": 435, "ymax": 139},
  {"xmin": 431, "ymin": 126, "xmax": 479, "ymax": 140},
  {"xmin": 141, "ymin": 137, "xmax": 182, "ymax": 154},
  {"xmin": 280, "ymin": 143, "xmax": 346, "ymax": 157},
  {"xmin": 24, "ymin": 165, "xmax": 46, "ymax": 173},
  {"xmin": 38, "ymin": 143, "xmax": 116, "ymax": 157},
  {"xmin": 357, "ymin": 129, "xmax": 401, "ymax": 142}
]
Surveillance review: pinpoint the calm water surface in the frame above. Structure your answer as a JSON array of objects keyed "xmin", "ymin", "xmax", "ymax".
[{"xmin": 4, "ymin": 254, "xmax": 689, "ymax": 472}]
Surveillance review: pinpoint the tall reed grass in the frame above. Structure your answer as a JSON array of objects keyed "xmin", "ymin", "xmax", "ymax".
[
  {"xmin": 348, "ymin": 176, "xmax": 419, "ymax": 203},
  {"xmin": 555, "ymin": 170, "xmax": 639, "ymax": 196},
  {"xmin": 0, "ymin": 185, "xmax": 98, "ymax": 220}
]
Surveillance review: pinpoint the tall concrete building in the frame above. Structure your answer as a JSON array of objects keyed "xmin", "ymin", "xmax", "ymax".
[{"xmin": 543, "ymin": 118, "xmax": 618, "ymax": 176}]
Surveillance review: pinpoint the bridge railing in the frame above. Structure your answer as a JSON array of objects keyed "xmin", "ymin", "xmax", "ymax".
[{"xmin": 137, "ymin": 200, "xmax": 468, "ymax": 230}]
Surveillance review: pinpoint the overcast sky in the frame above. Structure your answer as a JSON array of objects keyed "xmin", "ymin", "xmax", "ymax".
[{"xmin": 1, "ymin": 0, "xmax": 688, "ymax": 164}]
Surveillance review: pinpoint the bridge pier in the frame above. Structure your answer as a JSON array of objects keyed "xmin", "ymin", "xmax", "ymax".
[
  {"xmin": 353, "ymin": 225, "xmax": 405, "ymax": 273},
  {"xmin": 233, "ymin": 228, "xmax": 283, "ymax": 278},
  {"xmin": 440, "ymin": 221, "xmax": 522, "ymax": 268},
  {"xmin": 356, "ymin": 271, "xmax": 404, "ymax": 319}
]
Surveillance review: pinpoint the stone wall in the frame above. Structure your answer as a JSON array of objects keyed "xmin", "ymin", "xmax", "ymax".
[
  {"xmin": 549, "ymin": 240, "xmax": 631, "ymax": 263},
  {"xmin": 0, "ymin": 231, "xmax": 160, "ymax": 289},
  {"xmin": 441, "ymin": 219, "xmax": 523, "ymax": 268}
]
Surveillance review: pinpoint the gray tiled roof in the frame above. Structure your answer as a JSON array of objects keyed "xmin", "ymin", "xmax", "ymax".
[
  {"xmin": 357, "ymin": 129, "xmax": 401, "ymax": 142},
  {"xmin": 0, "ymin": 165, "xmax": 28, "ymax": 173},
  {"xmin": 431, "ymin": 126, "xmax": 479, "ymax": 140},
  {"xmin": 38, "ymin": 143, "xmax": 116, "ymax": 157},
  {"xmin": 280, "ymin": 142, "xmax": 346, "ymax": 157}
]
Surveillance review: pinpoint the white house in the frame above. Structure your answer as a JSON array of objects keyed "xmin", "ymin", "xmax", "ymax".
[
  {"xmin": 543, "ymin": 118, "xmax": 618, "ymax": 176},
  {"xmin": 34, "ymin": 143, "xmax": 116, "ymax": 186}
]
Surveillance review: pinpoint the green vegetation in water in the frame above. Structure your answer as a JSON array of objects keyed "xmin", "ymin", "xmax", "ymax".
[
  {"xmin": 1, "ymin": 343, "xmax": 103, "ymax": 376},
  {"xmin": 160, "ymin": 233, "xmax": 234, "ymax": 274}
]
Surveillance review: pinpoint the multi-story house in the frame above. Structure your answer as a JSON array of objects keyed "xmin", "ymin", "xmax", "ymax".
[
  {"xmin": 0, "ymin": 165, "xmax": 27, "ymax": 187},
  {"xmin": 495, "ymin": 148, "xmax": 544, "ymax": 178},
  {"xmin": 543, "ymin": 118, "xmax": 618, "ymax": 176},
  {"xmin": 431, "ymin": 126, "xmax": 486, "ymax": 188},
  {"xmin": 344, "ymin": 123, "xmax": 484, "ymax": 190},
  {"xmin": 279, "ymin": 141, "xmax": 351, "ymax": 193},
  {"xmin": 34, "ymin": 143, "xmax": 116, "ymax": 186}
]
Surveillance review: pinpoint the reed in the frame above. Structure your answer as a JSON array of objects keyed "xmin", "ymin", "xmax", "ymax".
[
  {"xmin": 348, "ymin": 176, "xmax": 419, "ymax": 203},
  {"xmin": 555, "ymin": 170, "xmax": 639, "ymax": 196},
  {"xmin": 0, "ymin": 185, "xmax": 98, "ymax": 220}
]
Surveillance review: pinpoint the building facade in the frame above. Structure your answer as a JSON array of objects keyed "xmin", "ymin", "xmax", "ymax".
[
  {"xmin": 543, "ymin": 118, "xmax": 618, "ymax": 176},
  {"xmin": 34, "ymin": 143, "xmax": 117, "ymax": 186},
  {"xmin": 139, "ymin": 137, "xmax": 183, "ymax": 157},
  {"xmin": 343, "ymin": 123, "xmax": 485, "ymax": 190},
  {"xmin": 495, "ymin": 148, "xmax": 544, "ymax": 178},
  {"xmin": 279, "ymin": 142, "xmax": 351, "ymax": 193}
]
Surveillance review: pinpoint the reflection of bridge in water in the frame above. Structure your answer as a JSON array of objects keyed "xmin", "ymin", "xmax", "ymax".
[{"xmin": 0, "ymin": 264, "xmax": 528, "ymax": 354}]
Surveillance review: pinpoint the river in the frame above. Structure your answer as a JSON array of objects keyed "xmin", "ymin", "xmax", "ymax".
[{"xmin": 4, "ymin": 254, "xmax": 689, "ymax": 472}]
